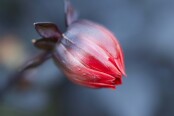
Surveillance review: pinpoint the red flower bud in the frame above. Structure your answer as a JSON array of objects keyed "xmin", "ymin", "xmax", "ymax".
[
  {"xmin": 53, "ymin": 20, "xmax": 126, "ymax": 89},
  {"xmin": 34, "ymin": 0, "xmax": 126, "ymax": 89}
]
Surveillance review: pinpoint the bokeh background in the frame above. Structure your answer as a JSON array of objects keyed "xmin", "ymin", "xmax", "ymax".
[{"xmin": 0, "ymin": 0, "xmax": 174, "ymax": 116}]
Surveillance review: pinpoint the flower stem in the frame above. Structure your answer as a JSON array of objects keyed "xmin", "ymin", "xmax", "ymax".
[{"xmin": 0, "ymin": 51, "xmax": 51, "ymax": 100}]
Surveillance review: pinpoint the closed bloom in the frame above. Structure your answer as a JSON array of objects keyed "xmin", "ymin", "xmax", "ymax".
[{"xmin": 33, "ymin": 0, "xmax": 126, "ymax": 89}]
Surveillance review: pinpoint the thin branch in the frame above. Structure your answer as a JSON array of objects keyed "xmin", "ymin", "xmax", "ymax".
[{"xmin": 0, "ymin": 51, "xmax": 52, "ymax": 99}]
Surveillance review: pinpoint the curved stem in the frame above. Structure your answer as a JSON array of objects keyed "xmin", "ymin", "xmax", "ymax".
[
  {"xmin": 0, "ymin": 51, "xmax": 52, "ymax": 99},
  {"xmin": 20, "ymin": 51, "xmax": 51, "ymax": 71}
]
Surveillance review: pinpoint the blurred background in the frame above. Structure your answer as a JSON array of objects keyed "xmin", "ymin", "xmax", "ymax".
[{"xmin": 0, "ymin": 0, "xmax": 174, "ymax": 116}]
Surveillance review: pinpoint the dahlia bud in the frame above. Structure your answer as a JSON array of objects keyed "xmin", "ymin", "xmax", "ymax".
[{"xmin": 34, "ymin": 0, "xmax": 126, "ymax": 89}]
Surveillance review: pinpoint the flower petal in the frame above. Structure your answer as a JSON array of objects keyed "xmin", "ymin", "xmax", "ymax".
[
  {"xmin": 32, "ymin": 38, "xmax": 57, "ymax": 51},
  {"xmin": 64, "ymin": 0, "xmax": 78, "ymax": 26},
  {"xmin": 34, "ymin": 22, "xmax": 62, "ymax": 39},
  {"xmin": 66, "ymin": 73, "xmax": 116, "ymax": 89}
]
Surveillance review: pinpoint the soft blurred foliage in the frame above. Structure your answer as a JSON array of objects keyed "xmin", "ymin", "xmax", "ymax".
[{"xmin": 0, "ymin": 0, "xmax": 174, "ymax": 116}]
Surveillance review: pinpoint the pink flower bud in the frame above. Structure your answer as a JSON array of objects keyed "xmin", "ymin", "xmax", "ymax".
[
  {"xmin": 53, "ymin": 20, "xmax": 126, "ymax": 89},
  {"xmin": 34, "ymin": 0, "xmax": 126, "ymax": 89}
]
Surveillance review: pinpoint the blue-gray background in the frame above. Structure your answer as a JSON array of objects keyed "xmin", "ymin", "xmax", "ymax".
[{"xmin": 0, "ymin": 0, "xmax": 174, "ymax": 116}]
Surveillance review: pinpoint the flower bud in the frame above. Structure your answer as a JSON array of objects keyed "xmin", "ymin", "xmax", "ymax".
[
  {"xmin": 34, "ymin": 0, "xmax": 126, "ymax": 89},
  {"xmin": 53, "ymin": 20, "xmax": 126, "ymax": 89}
]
